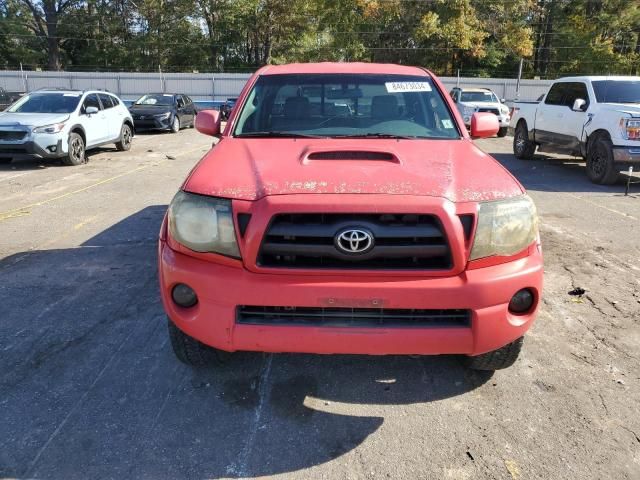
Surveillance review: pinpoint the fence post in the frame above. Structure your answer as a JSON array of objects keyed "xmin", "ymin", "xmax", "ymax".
[
  {"xmin": 69, "ymin": 74, "xmax": 73, "ymax": 90},
  {"xmin": 211, "ymin": 75, "xmax": 215, "ymax": 102}
]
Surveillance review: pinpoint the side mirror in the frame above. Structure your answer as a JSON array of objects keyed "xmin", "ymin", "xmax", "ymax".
[
  {"xmin": 470, "ymin": 112, "xmax": 499, "ymax": 139},
  {"xmin": 85, "ymin": 106, "xmax": 99, "ymax": 115},
  {"xmin": 500, "ymin": 98, "xmax": 506, "ymax": 103},
  {"xmin": 572, "ymin": 98, "xmax": 587, "ymax": 112},
  {"xmin": 195, "ymin": 109, "xmax": 221, "ymax": 137}
]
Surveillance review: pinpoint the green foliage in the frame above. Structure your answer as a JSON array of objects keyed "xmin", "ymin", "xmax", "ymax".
[{"xmin": 0, "ymin": 0, "xmax": 637, "ymax": 77}]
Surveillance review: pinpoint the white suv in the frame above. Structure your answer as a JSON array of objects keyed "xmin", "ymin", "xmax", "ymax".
[
  {"xmin": 0, "ymin": 89, "xmax": 134, "ymax": 166},
  {"xmin": 450, "ymin": 87, "xmax": 511, "ymax": 137}
]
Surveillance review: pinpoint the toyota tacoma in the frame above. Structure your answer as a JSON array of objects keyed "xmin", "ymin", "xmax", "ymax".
[{"xmin": 159, "ymin": 62, "xmax": 542, "ymax": 371}]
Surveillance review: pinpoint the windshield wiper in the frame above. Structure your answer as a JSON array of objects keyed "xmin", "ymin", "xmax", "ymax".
[
  {"xmin": 331, "ymin": 133, "xmax": 418, "ymax": 139},
  {"xmin": 234, "ymin": 131, "xmax": 326, "ymax": 138}
]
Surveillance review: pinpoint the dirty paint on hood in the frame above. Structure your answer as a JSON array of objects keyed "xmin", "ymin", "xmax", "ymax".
[{"xmin": 183, "ymin": 137, "xmax": 523, "ymax": 203}]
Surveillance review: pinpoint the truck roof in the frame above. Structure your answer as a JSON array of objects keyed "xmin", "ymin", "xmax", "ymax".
[
  {"xmin": 555, "ymin": 75, "xmax": 640, "ymax": 82},
  {"xmin": 256, "ymin": 62, "xmax": 429, "ymax": 77}
]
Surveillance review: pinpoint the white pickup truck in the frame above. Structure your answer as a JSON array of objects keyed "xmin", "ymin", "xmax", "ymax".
[{"xmin": 509, "ymin": 76, "xmax": 640, "ymax": 184}]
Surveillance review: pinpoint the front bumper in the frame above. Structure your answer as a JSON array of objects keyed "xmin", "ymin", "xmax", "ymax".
[
  {"xmin": 464, "ymin": 113, "xmax": 510, "ymax": 129},
  {"xmin": 132, "ymin": 116, "xmax": 172, "ymax": 130},
  {"xmin": 159, "ymin": 241, "xmax": 543, "ymax": 356},
  {"xmin": 0, "ymin": 138, "xmax": 64, "ymax": 159},
  {"xmin": 613, "ymin": 146, "xmax": 640, "ymax": 163}
]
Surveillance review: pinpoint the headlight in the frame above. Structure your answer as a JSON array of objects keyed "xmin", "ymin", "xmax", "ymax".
[
  {"xmin": 168, "ymin": 191, "xmax": 240, "ymax": 257},
  {"xmin": 470, "ymin": 195, "xmax": 538, "ymax": 260},
  {"xmin": 33, "ymin": 122, "xmax": 66, "ymax": 134},
  {"xmin": 155, "ymin": 112, "xmax": 171, "ymax": 119},
  {"xmin": 621, "ymin": 118, "xmax": 640, "ymax": 140},
  {"xmin": 500, "ymin": 105, "xmax": 510, "ymax": 115}
]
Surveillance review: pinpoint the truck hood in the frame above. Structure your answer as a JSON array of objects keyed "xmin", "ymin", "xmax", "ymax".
[
  {"xmin": 598, "ymin": 103, "xmax": 640, "ymax": 116},
  {"xmin": 0, "ymin": 112, "xmax": 70, "ymax": 128},
  {"xmin": 184, "ymin": 138, "xmax": 523, "ymax": 203}
]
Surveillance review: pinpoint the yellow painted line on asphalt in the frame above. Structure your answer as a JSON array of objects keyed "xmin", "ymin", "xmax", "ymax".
[
  {"xmin": 0, "ymin": 144, "xmax": 206, "ymax": 222},
  {"xmin": 37, "ymin": 215, "xmax": 98, "ymax": 250},
  {"xmin": 559, "ymin": 189, "xmax": 638, "ymax": 222}
]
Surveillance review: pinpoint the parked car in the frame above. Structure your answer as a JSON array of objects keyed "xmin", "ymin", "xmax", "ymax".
[
  {"xmin": 510, "ymin": 76, "xmax": 640, "ymax": 184},
  {"xmin": 0, "ymin": 87, "xmax": 24, "ymax": 111},
  {"xmin": 159, "ymin": 63, "xmax": 542, "ymax": 371},
  {"xmin": 450, "ymin": 87, "xmax": 510, "ymax": 137},
  {"xmin": 220, "ymin": 98, "xmax": 237, "ymax": 120},
  {"xmin": 129, "ymin": 93, "xmax": 196, "ymax": 132},
  {"xmin": 0, "ymin": 89, "xmax": 133, "ymax": 165}
]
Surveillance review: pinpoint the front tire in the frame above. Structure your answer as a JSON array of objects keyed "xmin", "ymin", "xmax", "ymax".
[
  {"xmin": 586, "ymin": 137, "xmax": 618, "ymax": 185},
  {"xmin": 497, "ymin": 126, "xmax": 508, "ymax": 138},
  {"xmin": 116, "ymin": 124, "xmax": 132, "ymax": 151},
  {"xmin": 464, "ymin": 337, "xmax": 524, "ymax": 371},
  {"xmin": 170, "ymin": 116, "xmax": 180, "ymax": 133},
  {"xmin": 513, "ymin": 122, "xmax": 536, "ymax": 159},
  {"xmin": 168, "ymin": 320, "xmax": 231, "ymax": 366},
  {"xmin": 62, "ymin": 132, "xmax": 85, "ymax": 166}
]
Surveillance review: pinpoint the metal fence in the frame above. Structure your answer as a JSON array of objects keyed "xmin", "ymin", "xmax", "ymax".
[{"xmin": 0, "ymin": 69, "xmax": 554, "ymax": 103}]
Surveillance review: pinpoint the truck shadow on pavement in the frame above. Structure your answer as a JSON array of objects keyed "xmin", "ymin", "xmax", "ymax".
[
  {"xmin": 489, "ymin": 151, "xmax": 638, "ymax": 195},
  {"xmin": 0, "ymin": 205, "xmax": 492, "ymax": 479}
]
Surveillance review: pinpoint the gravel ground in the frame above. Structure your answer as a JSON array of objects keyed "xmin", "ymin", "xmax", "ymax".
[{"xmin": 0, "ymin": 129, "xmax": 638, "ymax": 479}]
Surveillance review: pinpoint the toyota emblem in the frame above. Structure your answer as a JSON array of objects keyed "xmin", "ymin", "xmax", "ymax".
[{"xmin": 335, "ymin": 228, "xmax": 374, "ymax": 254}]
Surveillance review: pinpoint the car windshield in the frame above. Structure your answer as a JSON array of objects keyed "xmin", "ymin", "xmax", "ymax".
[
  {"xmin": 134, "ymin": 94, "xmax": 174, "ymax": 106},
  {"xmin": 460, "ymin": 91, "xmax": 498, "ymax": 103},
  {"xmin": 233, "ymin": 73, "xmax": 459, "ymax": 139},
  {"xmin": 7, "ymin": 92, "xmax": 81, "ymax": 113},
  {"xmin": 592, "ymin": 80, "xmax": 640, "ymax": 104}
]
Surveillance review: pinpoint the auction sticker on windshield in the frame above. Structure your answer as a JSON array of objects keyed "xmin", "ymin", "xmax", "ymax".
[{"xmin": 385, "ymin": 82, "xmax": 432, "ymax": 93}]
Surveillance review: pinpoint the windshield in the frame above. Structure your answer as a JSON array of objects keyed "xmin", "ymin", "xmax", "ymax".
[
  {"xmin": 7, "ymin": 92, "xmax": 81, "ymax": 113},
  {"xmin": 592, "ymin": 80, "xmax": 640, "ymax": 104},
  {"xmin": 460, "ymin": 91, "xmax": 498, "ymax": 103},
  {"xmin": 134, "ymin": 94, "xmax": 174, "ymax": 106},
  {"xmin": 233, "ymin": 74, "xmax": 459, "ymax": 139}
]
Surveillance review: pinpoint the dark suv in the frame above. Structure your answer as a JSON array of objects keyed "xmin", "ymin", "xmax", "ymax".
[{"xmin": 129, "ymin": 93, "xmax": 196, "ymax": 133}]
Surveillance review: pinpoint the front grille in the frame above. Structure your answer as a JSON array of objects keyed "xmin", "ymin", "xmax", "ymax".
[
  {"xmin": 237, "ymin": 306, "xmax": 471, "ymax": 328},
  {"xmin": 0, "ymin": 131, "xmax": 27, "ymax": 141},
  {"xmin": 477, "ymin": 108, "xmax": 500, "ymax": 115},
  {"xmin": 258, "ymin": 213, "xmax": 451, "ymax": 270},
  {"xmin": 0, "ymin": 146, "xmax": 27, "ymax": 154}
]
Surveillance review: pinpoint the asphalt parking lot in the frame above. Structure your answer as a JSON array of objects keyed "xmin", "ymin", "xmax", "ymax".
[{"xmin": 1, "ymin": 129, "xmax": 639, "ymax": 479}]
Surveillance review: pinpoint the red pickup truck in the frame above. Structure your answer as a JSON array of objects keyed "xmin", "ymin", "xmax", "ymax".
[{"xmin": 159, "ymin": 62, "xmax": 542, "ymax": 371}]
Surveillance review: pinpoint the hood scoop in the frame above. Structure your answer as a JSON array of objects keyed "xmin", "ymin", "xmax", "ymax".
[{"xmin": 304, "ymin": 150, "xmax": 399, "ymax": 163}]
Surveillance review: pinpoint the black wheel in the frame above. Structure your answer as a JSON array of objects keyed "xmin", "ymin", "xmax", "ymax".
[
  {"xmin": 170, "ymin": 116, "xmax": 180, "ymax": 133},
  {"xmin": 464, "ymin": 337, "xmax": 524, "ymax": 371},
  {"xmin": 513, "ymin": 122, "xmax": 536, "ymax": 159},
  {"xmin": 0, "ymin": 158, "xmax": 12, "ymax": 164},
  {"xmin": 62, "ymin": 132, "xmax": 85, "ymax": 166},
  {"xmin": 168, "ymin": 319, "xmax": 231, "ymax": 366},
  {"xmin": 586, "ymin": 137, "xmax": 618, "ymax": 185},
  {"xmin": 116, "ymin": 124, "xmax": 133, "ymax": 151},
  {"xmin": 497, "ymin": 127, "xmax": 508, "ymax": 138}
]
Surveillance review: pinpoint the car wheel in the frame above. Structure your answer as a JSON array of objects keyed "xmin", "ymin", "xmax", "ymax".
[
  {"xmin": 0, "ymin": 158, "xmax": 12, "ymax": 164},
  {"xmin": 170, "ymin": 116, "xmax": 180, "ymax": 133},
  {"xmin": 513, "ymin": 122, "xmax": 535, "ymax": 159},
  {"xmin": 586, "ymin": 137, "xmax": 618, "ymax": 185},
  {"xmin": 116, "ymin": 124, "xmax": 133, "ymax": 151},
  {"xmin": 167, "ymin": 319, "xmax": 231, "ymax": 366},
  {"xmin": 62, "ymin": 132, "xmax": 85, "ymax": 166},
  {"xmin": 497, "ymin": 127, "xmax": 508, "ymax": 138},
  {"xmin": 464, "ymin": 337, "xmax": 524, "ymax": 371}
]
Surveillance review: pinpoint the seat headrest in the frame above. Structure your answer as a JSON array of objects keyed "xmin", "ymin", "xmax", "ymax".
[
  {"xmin": 371, "ymin": 95, "xmax": 399, "ymax": 120},
  {"xmin": 283, "ymin": 96, "xmax": 311, "ymax": 119}
]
